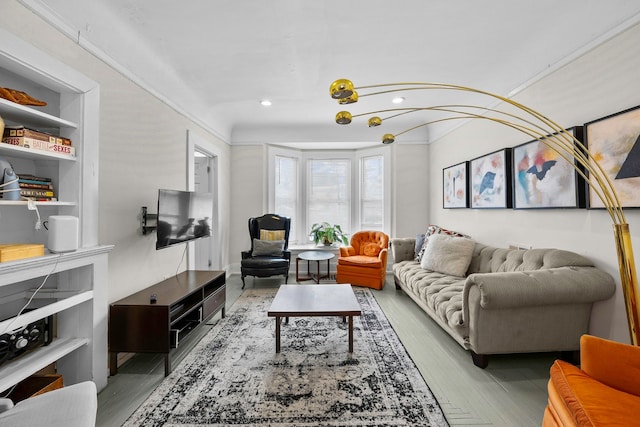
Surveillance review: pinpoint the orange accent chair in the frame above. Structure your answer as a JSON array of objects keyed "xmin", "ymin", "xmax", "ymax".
[
  {"xmin": 336, "ymin": 231, "xmax": 389, "ymax": 290},
  {"xmin": 543, "ymin": 334, "xmax": 640, "ymax": 427}
]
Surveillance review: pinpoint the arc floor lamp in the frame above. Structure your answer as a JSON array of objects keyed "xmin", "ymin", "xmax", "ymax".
[{"xmin": 330, "ymin": 78, "xmax": 640, "ymax": 345}]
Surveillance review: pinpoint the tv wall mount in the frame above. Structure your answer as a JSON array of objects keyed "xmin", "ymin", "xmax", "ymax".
[{"xmin": 141, "ymin": 206, "xmax": 157, "ymax": 235}]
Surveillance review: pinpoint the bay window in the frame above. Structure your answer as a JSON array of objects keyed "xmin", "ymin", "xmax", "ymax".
[{"xmin": 269, "ymin": 145, "xmax": 390, "ymax": 244}]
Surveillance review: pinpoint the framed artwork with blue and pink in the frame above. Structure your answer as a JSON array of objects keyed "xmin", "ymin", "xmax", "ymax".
[
  {"xmin": 470, "ymin": 148, "xmax": 512, "ymax": 209},
  {"xmin": 443, "ymin": 161, "xmax": 469, "ymax": 208}
]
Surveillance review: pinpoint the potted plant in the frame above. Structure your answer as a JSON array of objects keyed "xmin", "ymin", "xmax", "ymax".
[{"xmin": 310, "ymin": 222, "xmax": 349, "ymax": 246}]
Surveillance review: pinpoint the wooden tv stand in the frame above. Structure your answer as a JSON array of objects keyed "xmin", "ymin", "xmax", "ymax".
[{"xmin": 108, "ymin": 270, "xmax": 225, "ymax": 376}]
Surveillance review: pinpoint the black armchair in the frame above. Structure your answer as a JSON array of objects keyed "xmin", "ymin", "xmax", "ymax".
[{"xmin": 240, "ymin": 214, "xmax": 291, "ymax": 288}]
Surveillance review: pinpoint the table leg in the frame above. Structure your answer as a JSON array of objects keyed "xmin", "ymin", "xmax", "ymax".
[
  {"xmin": 164, "ymin": 354, "xmax": 171, "ymax": 376},
  {"xmin": 109, "ymin": 352, "xmax": 118, "ymax": 376},
  {"xmin": 275, "ymin": 316, "xmax": 281, "ymax": 353},
  {"xmin": 315, "ymin": 260, "xmax": 321, "ymax": 283},
  {"xmin": 296, "ymin": 257, "xmax": 301, "ymax": 282},
  {"xmin": 348, "ymin": 316, "xmax": 354, "ymax": 353}
]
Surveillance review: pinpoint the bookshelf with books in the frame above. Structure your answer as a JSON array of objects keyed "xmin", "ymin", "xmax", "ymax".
[
  {"xmin": 0, "ymin": 99, "xmax": 77, "ymax": 208},
  {"xmin": 16, "ymin": 174, "xmax": 57, "ymax": 202},
  {"xmin": 0, "ymin": 27, "xmax": 111, "ymax": 394}
]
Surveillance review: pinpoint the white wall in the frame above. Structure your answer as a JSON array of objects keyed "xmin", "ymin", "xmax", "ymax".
[
  {"xmin": 392, "ymin": 144, "xmax": 430, "ymax": 239},
  {"xmin": 0, "ymin": 1, "xmax": 232, "ymax": 303},
  {"xmin": 229, "ymin": 145, "xmax": 267, "ymax": 273},
  {"xmin": 428, "ymin": 22, "xmax": 640, "ymax": 344}
]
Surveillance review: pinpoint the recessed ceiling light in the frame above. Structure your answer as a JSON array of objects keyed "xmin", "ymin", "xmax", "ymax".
[
  {"xmin": 392, "ymin": 97, "xmax": 405, "ymax": 104},
  {"xmin": 260, "ymin": 99, "xmax": 272, "ymax": 106}
]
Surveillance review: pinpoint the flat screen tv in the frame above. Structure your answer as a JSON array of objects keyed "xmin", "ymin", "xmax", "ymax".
[{"xmin": 156, "ymin": 188, "xmax": 213, "ymax": 250}]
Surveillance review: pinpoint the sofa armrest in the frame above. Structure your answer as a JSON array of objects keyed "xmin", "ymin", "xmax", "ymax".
[
  {"xmin": 581, "ymin": 334, "xmax": 640, "ymax": 396},
  {"xmin": 463, "ymin": 266, "xmax": 615, "ymax": 310},
  {"xmin": 390, "ymin": 238, "xmax": 416, "ymax": 264},
  {"xmin": 0, "ymin": 400, "xmax": 13, "ymax": 414}
]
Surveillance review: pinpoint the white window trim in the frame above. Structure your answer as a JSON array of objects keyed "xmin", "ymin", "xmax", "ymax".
[
  {"xmin": 355, "ymin": 146, "xmax": 391, "ymax": 233},
  {"xmin": 267, "ymin": 145, "xmax": 303, "ymax": 240},
  {"xmin": 268, "ymin": 145, "xmax": 391, "ymax": 244}
]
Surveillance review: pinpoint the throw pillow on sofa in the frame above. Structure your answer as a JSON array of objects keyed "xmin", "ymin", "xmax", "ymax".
[
  {"xmin": 414, "ymin": 233, "xmax": 425, "ymax": 260},
  {"xmin": 420, "ymin": 233, "xmax": 475, "ymax": 277},
  {"xmin": 416, "ymin": 224, "xmax": 470, "ymax": 262}
]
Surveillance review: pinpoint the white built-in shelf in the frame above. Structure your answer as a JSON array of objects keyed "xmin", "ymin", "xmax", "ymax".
[
  {"xmin": 0, "ymin": 246, "xmax": 113, "ymax": 285},
  {"xmin": 0, "ymin": 140, "xmax": 77, "ymax": 161},
  {"xmin": 0, "ymin": 200, "xmax": 76, "ymax": 207},
  {"xmin": 0, "ymin": 98, "xmax": 78, "ymax": 129},
  {"xmin": 0, "ymin": 290, "xmax": 93, "ymax": 333},
  {"xmin": 0, "ymin": 27, "xmax": 108, "ymax": 393},
  {"xmin": 0, "ymin": 337, "xmax": 89, "ymax": 392}
]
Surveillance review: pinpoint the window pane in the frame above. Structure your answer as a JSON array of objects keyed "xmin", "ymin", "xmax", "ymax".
[
  {"xmin": 361, "ymin": 156, "xmax": 383, "ymax": 229},
  {"xmin": 307, "ymin": 159, "xmax": 350, "ymax": 234},
  {"xmin": 274, "ymin": 155, "xmax": 297, "ymax": 242}
]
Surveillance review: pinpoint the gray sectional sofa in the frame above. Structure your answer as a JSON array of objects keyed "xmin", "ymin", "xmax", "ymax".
[{"xmin": 390, "ymin": 235, "xmax": 616, "ymax": 368}]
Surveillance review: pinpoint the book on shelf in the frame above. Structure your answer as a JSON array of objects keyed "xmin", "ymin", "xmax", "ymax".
[
  {"xmin": 19, "ymin": 188, "xmax": 55, "ymax": 198},
  {"xmin": 19, "ymin": 180, "xmax": 54, "ymax": 190},
  {"xmin": 17, "ymin": 174, "xmax": 52, "ymax": 183},
  {"xmin": 2, "ymin": 126, "xmax": 75, "ymax": 157}
]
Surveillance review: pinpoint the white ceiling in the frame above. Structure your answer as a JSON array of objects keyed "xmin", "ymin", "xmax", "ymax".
[{"xmin": 23, "ymin": 0, "xmax": 640, "ymax": 148}]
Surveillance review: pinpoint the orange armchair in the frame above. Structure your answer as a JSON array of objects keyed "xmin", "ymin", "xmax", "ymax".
[
  {"xmin": 336, "ymin": 231, "xmax": 389, "ymax": 290},
  {"xmin": 543, "ymin": 334, "xmax": 640, "ymax": 427}
]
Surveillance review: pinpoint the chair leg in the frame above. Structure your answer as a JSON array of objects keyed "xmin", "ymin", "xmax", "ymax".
[
  {"xmin": 285, "ymin": 274, "xmax": 289, "ymax": 284},
  {"xmin": 241, "ymin": 275, "xmax": 246, "ymax": 289}
]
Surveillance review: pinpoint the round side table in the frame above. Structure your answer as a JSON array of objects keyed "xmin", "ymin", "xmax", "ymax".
[{"xmin": 296, "ymin": 251, "xmax": 335, "ymax": 283}]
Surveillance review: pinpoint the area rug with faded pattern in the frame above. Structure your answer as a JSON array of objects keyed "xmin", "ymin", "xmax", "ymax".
[{"xmin": 124, "ymin": 287, "xmax": 449, "ymax": 426}]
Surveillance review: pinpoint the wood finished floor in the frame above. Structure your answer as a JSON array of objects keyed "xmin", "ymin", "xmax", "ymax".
[{"xmin": 97, "ymin": 274, "xmax": 556, "ymax": 426}]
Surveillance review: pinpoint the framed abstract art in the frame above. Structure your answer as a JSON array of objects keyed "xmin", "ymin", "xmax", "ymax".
[
  {"xmin": 512, "ymin": 127, "xmax": 586, "ymax": 209},
  {"xmin": 585, "ymin": 105, "xmax": 640, "ymax": 208},
  {"xmin": 470, "ymin": 148, "xmax": 512, "ymax": 208},
  {"xmin": 443, "ymin": 161, "xmax": 469, "ymax": 208}
]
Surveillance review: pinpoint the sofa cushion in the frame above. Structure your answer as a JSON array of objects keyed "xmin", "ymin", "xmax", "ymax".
[
  {"xmin": 416, "ymin": 224, "xmax": 470, "ymax": 262},
  {"xmin": 420, "ymin": 233, "xmax": 475, "ymax": 277},
  {"xmin": 393, "ymin": 260, "xmax": 467, "ymax": 332}
]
